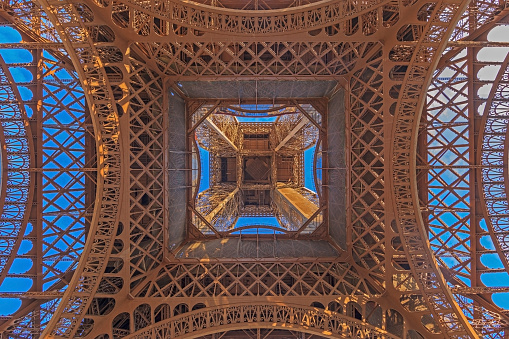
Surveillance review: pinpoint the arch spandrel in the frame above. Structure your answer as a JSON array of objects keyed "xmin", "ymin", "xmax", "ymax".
[
  {"xmin": 0, "ymin": 0, "xmax": 123, "ymax": 337},
  {"xmin": 123, "ymin": 303, "xmax": 400, "ymax": 339},
  {"xmin": 0, "ymin": 6, "xmax": 99, "ymax": 336},
  {"xmin": 417, "ymin": 7, "xmax": 509, "ymax": 336},
  {"xmin": 0, "ymin": 0, "xmax": 508, "ymax": 338},
  {"xmin": 95, "ymin": 0, "xmax": 394, "ymax": 36},
  {"xmin": 0, "ymin": 53, "xmax": 34, "ymax": 289}
]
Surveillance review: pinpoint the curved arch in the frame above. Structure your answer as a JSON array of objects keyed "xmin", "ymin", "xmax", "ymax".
[
  {"xmin": 222, "ymin": 225, "xmax": 290, "ymax": 234},
  {"xmin": 0, "ymin": 16, "xmax": 100, "ymax": 334},
  {"xmin": 216, "ymin": 105, "xmax": 298, "ymax": 118},
  {"xmin": 124, "ymin": 303, "xmax": 398, "ymax": 339},
  {"xmin": 416, "ymin": 8, "xmax": 509, "ymax": 334},
  {"xmin": 390, "ymin": 0, "xmax": 478, "ymax": 337},
  {"xmin": 479, "ymin": 44, "xmax": 509, "ymax": 274},
  {"xmin": 0, "ymin": 53, "xmax": 34, "ymax": 287},
  {"xmin": 109, "ymin": 0, "xmax": 392, "ymax": 35},
  {"xmin": 222, "ymin": 104, "xmax": 295, "ymax": 114},
  {"xmin": 192, "ymin": 136, "xmax": 201, "ymax": 203},
  {"xmin": 313, "ymin": 136, "xmax": 323, "ymax": 201},
  {"xmin": 36, "ymin": 1, "xmax": 123, "ymax": 337}
]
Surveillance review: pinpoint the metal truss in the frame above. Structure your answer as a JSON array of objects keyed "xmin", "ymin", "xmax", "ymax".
[
  {"xmin": 0, "ymin": 7, "xmax": 95, "ymax": 336},
  {"xmin": 0, "ymin": 0, "xmax": 508, "ymax": 338},
  {"xmin": 188, "ymin": 101, "xmax": 325, "ymax": 235},
  {"xmin": 124, "ymin": 303, "xmax": 400, "ymax": 339}
]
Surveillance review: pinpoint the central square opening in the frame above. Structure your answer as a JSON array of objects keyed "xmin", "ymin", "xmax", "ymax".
[
  {"xmin": 166, "ymin": 80, "xmax": 346, "ymax": 257},
  {"xmin": 188, "ymin": 103, "xmax": 325, "ymax": 236}
]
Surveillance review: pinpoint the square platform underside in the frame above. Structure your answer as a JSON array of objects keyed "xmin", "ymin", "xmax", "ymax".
[{"xmin": 167, "ymin": 81, "xmax": 346, "ymax": 258}]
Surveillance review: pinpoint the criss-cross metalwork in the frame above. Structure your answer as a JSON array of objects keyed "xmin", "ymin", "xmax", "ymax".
[{"xmin": 0, "ymin": 0, "xmax": 508, "ymax": 338}]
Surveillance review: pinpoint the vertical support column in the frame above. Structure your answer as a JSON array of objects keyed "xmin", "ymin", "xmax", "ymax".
[
  {"xmin": 84, "ymin": 89, "xmax": 95, "ymax": 239},
  {"xmin": 466, "ymin": 22, "xmax": 482, "ymax": 321},
  {"xmin": 327, "ymin": 89, "xmax": 346, "ymax": 250},
  {"xmin": 321, "ymin": 100, "xmax": 329, "ymax": 241},
  {"xmin": 417, "ymin": 104, "xmax": 428, "ymax": 232},
  {"xmin": 29, "ymin": 45, "xmax": 44, "ymax": 311},
  {"xmin": 167, "ymin": 88, "xmax": 187, "ymax": 249}
]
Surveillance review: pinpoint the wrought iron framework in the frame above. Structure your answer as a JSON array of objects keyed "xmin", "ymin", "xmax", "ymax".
[
  {"xmin": 189, "ymin": 102, "xmax": 324, "ymax": 237},
  {"xmin": 0, "ymin": 0, "xmax": 508, "ymax": 338}
]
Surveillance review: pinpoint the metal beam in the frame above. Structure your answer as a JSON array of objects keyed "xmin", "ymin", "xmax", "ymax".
[
  {"xmin": 451, "ymin": 286, "xmax": 509, "ymax": 294},
  {"xmin": 0, "ymin": 291, "xmax": 63, "ymax": 299},
  {"xmin": 447, "ymin": 41, "xmax": 509, "ymax": 47},
  {"xmin": 205, "ymin": 117, "xmax": 238, "ymax": 151},
  {"xmin": 275, "ymin": 117, "xmax": 308, "ymax": 151},
  {"xmin": 205, "ymin": 187, "xmax": 239, "ymax": 223},
  {"xmin": 0, "ymin": 42, "xmax": 65, "ymax": 49}
]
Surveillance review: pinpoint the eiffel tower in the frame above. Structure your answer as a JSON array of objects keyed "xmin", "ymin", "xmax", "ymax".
[{"xmin": 0, "ymin": 0, "xmax": 508, "ymax": 337}]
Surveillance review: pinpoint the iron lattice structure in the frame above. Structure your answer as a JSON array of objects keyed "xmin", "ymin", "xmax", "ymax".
[
  {"xmin": 190, "ymin": 103, "xmax": 323, "ymax": 236},
  {"xmin": 0, "ymin": 0, "xmax": 507, "ymax": 338}
]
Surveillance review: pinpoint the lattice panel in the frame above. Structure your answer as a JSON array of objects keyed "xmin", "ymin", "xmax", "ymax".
[
  {"xmin": 135, "ymin": 262, "xmax": 379, "ymax": 298},
  {"xmin": 195, "ymin": 185, "xmax": 237, "ymax": 216},
  {"xmin": 418, "ymin": 4, "xmax": 509, "ymax": 338},
  {"xmin": 30, "ymin": 1, "xmax": 123, "ymax": 336},
  {"xmin": 349, "ymin": 47, "xmax": 386, "ymax": 284},
  {"xmin": 195, "ymin": 123, "xmax": 237, "ymax": 155},
  {"xmin": 210, "ymin": 114, "xmax": 240, "ymax": 148},
  {"xmin": 455, "ymin": 294, "xmax": 509, "ymax": 339},
  {"xmin": 391, "ymin": 0, "xmax": 478, "ymax": 336},
  {"xmin": 0, "ymin": 0, "xmax": 507, "ymax": 337},
  {"xmin": 193, "ymin": 186, "xmax": 240, "ymax": 233},
  {"xmin": 3, "ymin": 0, "xmax": 61, "ymax": 42},
  {"xmin": 39, "ymin": 55, "xmax": 89, "ymax": 288},
  {"xmin": 128, "ymin": 59, "xmax": 165, "ymax": 291},
  {"xmin": 0, "ymin": 6, "xmax": 92, "ymax": 334},
  {"xmin": 2, "ymin": 299, "xmax": 61, "ymax": 338},
  {"xmin": 141, "ymin": 41, "xmax": 378, "ymax": 79},
  {"xmin": 424, "ymin": 50, "xmax": 473, "ymax": 283}
]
